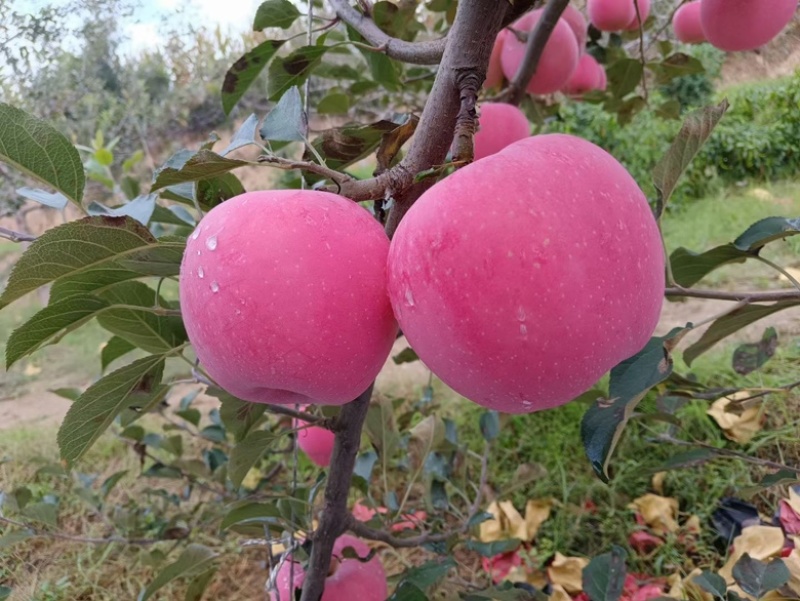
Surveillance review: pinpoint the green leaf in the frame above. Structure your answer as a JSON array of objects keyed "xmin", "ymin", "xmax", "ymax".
[
  {"xmin": 317, "ymin": 92, "xmax": 351, "ymax": 114},
  {"xmin": 229, "ymin": 431, "xmax": 277, "ymax": 488},
  {"xmin": 734, "ymin": 216, "xmax": 800, "ymax": 251},
  {"xmin": 0, "ymin": 216, "xmax": 177, "ymax": 307},
  {"xmin": 462, "ymin": 584, "xmax": 541, "ymax": 601},
  {"xmin": 253, "ymin": 0, "xmax": 301, "ymax": 30},
  {"xmin": 267, "ymin": 45, "xmax": 329, "ymax": 102},
  {"xmin": 691, "ymin": 571, "xmax": 727, "ymax": 599},
  {"xmin": 479, "ymin": 411, "xmax": 500, "ymax": 442},
  {"xmin": 151, "ymin": 149, "xmax": 248, "ymax": 191},
  {"xmin": 6, "ymin": 296, "xmax": 109, "ymax": 368},
  {"xmin": 387, "ymin": 582, "xmax": 428, "ymax": 601},
  {"xmin": 581, "ymin": 327, "xmax": 690, "ymax": 481},
  {"xmin": 87, "ymin": 194, "xmax": 157, "ymax": 226},
  {"xmin": 652, "ymin": 100, "xmax": 729, "ymax": 218},
  {"xmin": 215, "ymin": 388, "xmax": 267, "ymax": 441},
  {"xmin": 396, "ymin": 558, "xmax": 456, "ymax": 591},
  {"xmin": 465, "ymin": 539, "xmax": 520, "ymax": 557},
  {"xmin": 16, "ymin": 187, "xmax": 69, "ymax": 209},
  {"xmin": 21, "ymin": 502, "xmax": 58, "ymax": 528},
  {"xmin": 684, "ymin": 301, "xmax": 800, "ymax": 365},
  {"xmin": 96, "ymin": 281, "xmax": 187, "ymax": 353},
  {"xmin": 101, "ymin": 336, "xmax": 137, "ymax": 372},
  {"xmin": 732, "ymin": 327, "xmax": 778, "ymax": 375},
  {"xmin": 607, "ymin": 58, "xmax": 643, "ymax": 98},
  {"xmin": 221, "ymin": 114, "xmax": 259, "ymax": 156},
  {"xmin": 346, "ymin": 26, "xmax": 402, "ymax": 90},
  {"xmin": 732, "ymin": 555, "xmax": 789, "ymax": 599},
  {"xmin": 0, "ymin": 585, "xmax": 12, "ymax": 600},
  {"xmin": 138, "ymin": 544, "xmax": 218, "ymax": 601},
  {"xmin": 759, "ymin": 468, "xmax": 800, "ymax": 488},
  {"xmin": 260, "ymin": 86, "xmax": 307, "ymax": 142},
  {"xmin": 222, "ymin": 40, "xmax": 285, "ymax": 115},
  {"xmin": 363, "ymin": 395, "xmax": 401, "ymax": 459},
  {"xmin": 50, "ymin": 387, "xmax": 82, "ymax": 401},
  {"xmin": 582, "ymin": 546, "xmax": 628, "ymax": 601},
  {"xmin": 195, "ymin": 174, "xmax": 246, "ymax": 210},
  {"xmin": 219, "ymin": 501, "xmax": 283, "ymax": 534},
  {"xmin": 101, "ymin": 470, "xmax": 128, "ymax": 498},
  {"xmin": 185, "ymin": 568, "xmax": 217, "ymax": 601},
  {"xmin": 657, "ymin": 448, "xmax": 715, "ymax": 470},
  {"xmin": 393, "ymin": 347, "xmax": 419, "ymax": 364},
  {"xmin": 649, "ymin": 53, "xmax": 705, "ymax": 85},
  {"xmin": 0, "ymin": 103, "xmax": 85, "ymax": 206},
  {"xmin": 0, "ymin": 530, "xmax": 32, "ymax": 549},
  {"xmin": 58, "ymin": 355, "xmax": 166, "ymax": 465}
]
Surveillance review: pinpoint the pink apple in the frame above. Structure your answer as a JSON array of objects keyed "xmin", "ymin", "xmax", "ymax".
[
  {"xmin": 700, "ymin": 0, "xmax": 797, "ymax": 51},
  {"xmin": 588, "ymin": 0, "xmax": 636, "ymax": 31},
  {"xmin": 562, "ymin": 53, "xmax": 603, "ymax": 96},
  {"xmin": 501, "ymin": 9, "xmax": 580, "ymax": 95},
  {"xmin": 271, "ymin": 534, "xmax": 387, "ymax": 601},
  {"xmin": 484, "ymin": 30, "xmax": 507, "ymax": 91},
  {"xmin": 562, "ymin": 4, "xmax": 589, "ymax": 52},
  {"xmin": 596, "ymin": 62, "xmax": 608, "ymax": 90},
  {"xmin": 293, "ymin": 415, "xmax": 335, "ymax": 467},
  {"xmin": 673, "ymin": 1, "xmax": 706, "ymax": 44},
  {"xmin": 473, "ymin": 103, "xmax": 531, "ymax": 161},
  {"xmin": 180, "ymin": 190, "xmax": 398, "ymax": 406},
  {"xmin": 387, "ymin": 134, "xmax": 664, "ymax": 414},
  {"xmin": 623, "ymin": 0, "xmax": 650, "ymax": 30}
]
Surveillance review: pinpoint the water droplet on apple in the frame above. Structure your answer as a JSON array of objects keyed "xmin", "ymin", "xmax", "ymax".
[
  {"xmin": 404, "ymin": 288, "xmax": 415, "ymax": 307},
  {"xmin": 191, "ymin": 229, "xmax": 200, "ymax": 240},
  {"xmin": 206, "ymin": 236, "xmax": 218, "ymax": 251},
  {"xmin": 516, "ymin": 306, "xmax": 526, "ymax": 321},
  {"xmin": 198, "ymin": 266, "xmax": 205, "ymax": 278},
  {"xmin": 210, "ymin": 281, "xmax": 219, "ymax": 293},
  {"xmin": 520, "ymin": 324, "xmax": 528, "ymax": 336}
]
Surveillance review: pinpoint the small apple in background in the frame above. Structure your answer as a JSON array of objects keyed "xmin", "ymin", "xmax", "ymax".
[
  {"xmin": 700, "ymin": 0, "xmax": 798, "ymax": 52},
  {"xmin": 501, "ymin": 9, "xmax": 580, "ymax": 95},
  {"xmin": 271, "ymin": 534, "xmax": 387, "ymax": 601},
  {"xmin": 622, "ymin": 0, "xmax": 650, "ymax": 31},
  {"xmin": 387, "ymin": 133, "xmax": 664, "ymax": 414},
  {"xmin": 587, "ymin": 0, "xmax": 635, "ymax": 31},
  {"xmin": 596, "ymin": 64, "xmax": 608, "ymax": 91},
  {"xmin": 293, "ymin": 413, "xmax": 335, "ymax": 467},
  {"xmin": 672, "ymin": 1, "xmax": 705, "ymax": 44},
  {"xmin": 472, "ymin": 103, "xmax": 531, "ymax": 161},
  {"xmin": 179, "ymin": 190, "xmax": 398, "ymax": 407},
  {"xmin": 484, "ymin": 30, "xmax": 507, "ymax": 91},
  {"xmin": 561, "ymin": 54, "xmax": 604, "ymax": 97},
  {"xmin": 561, "ymin": 4, "xmax": 588, "ymax": 53}
]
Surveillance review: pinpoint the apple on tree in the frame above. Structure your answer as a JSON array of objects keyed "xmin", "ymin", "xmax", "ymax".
[
  {"xmin": 561, "ymin": 53, "xmax": 605, "ymax": 97},
  {"xmin": 672, "ymin": 1, "xmax": 706, "ymax": 45},
  {"xmin": 587, "ymin": 0, "xmax": 636, "ymax": 31},
  {"xmin": 471, "ymin": 103, "xmax": 531, "ymax": 161},
  {"xmin": 293, "ymin": 411, "xmax": 336, "ymax": 467},
  {"xmin": 700, "ymin": 0, "xmax": 798, "ymax": 52}
]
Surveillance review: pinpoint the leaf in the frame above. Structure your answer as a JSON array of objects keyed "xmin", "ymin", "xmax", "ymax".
[
  {"xmin": 582, "ymin": 546, "xmax": 628, "ymax": 601},
  {"xmin": 101, "ymin": 470, "xmax": 128, "ymax": 498},
  {"xmin": 185, "ymin": 568, "xmax": 217, "ymax": 601},
  {"xmin": 215, "ymin": 388, "xmax": 267, "ymax": 441},
  {"xmin": 684, "ymin": 301, "xmax": 800, "ymax": 365},
  {"xmin": 549, "ymin": 552, "xmax": 591, "ymax": 594},
  {"xmin": 652, "ymin": 100, "xmax": 729, "ymax": 218},
  {"xmin": 317, "ymin": 92, "xmax": 351, "ymax": 114},
  {"xmin": 221, "ymin": 114, "xmax": 260, "ymax": 156},
  {"xmin": 58, "ymin": 355, "xmax": 166, "ymax": 465},
  {"xmin": 101, "ymin": 336, "xmax": 136, "ymax": 372},
  {"xmin": 734, "ymin": 216, "xmax": 800, "ymax": 250},
  {"xmin": 267, "ymin": 45, "xmax": 329, "ymax": 102},
  {"xmin": 465, "ymin": 538, "xmax": 521, "ymax": 557},
  {"xmin": 260, "ymin": 86, "xmax": 307, "ymax": 143},
  {"xmin": 228, "ymin": 430, "xmax": 276, "ymax": 488},
  {"xmin": 649, "ymin": 53, "xmax": 705, "ymax": 85},
  {"xmin": 50, "ymin": 387, "xmax": 82, "ymax": 401},
  {"xmin": 363, "ymin": 396, "xmax": 401, "ymax": 459},
  {"xmin": 393, "ymin": 347, "xmax": 419, "ymax": 364},
  {"xmin": 387, "ymin": 582, "xmax": 428, "ymax": 601},
  {"xmin": 195, "ymin": 174, "xmax": 246, "ymax": 210},
  {"xmin": 581, "ymin": 327, "xmax": 690, "ymax": 481},
  {"xmin": 479, "ymin": 411, "xmax": 500, "ymax": 442},
  {"xmin": 657, "ymin": 448, "xmax": 715, "ymax": 470},
  {"xmin": 732, "ymin": 554, "xmax": 790, "ymax": 598},
  {"xmin": 375, "ymin": 114, "xmax": 419, "ymax": 173},
  {"xmin": 396, "ymin": 558, "xmax": 457, "ymax": 591},
  {"xmin": 16, "ymin": 187, "xmax": 68, "ymax": 209},
  {"xmin": 691, "ymin": 571, "xmax": 727, "ymax": 599},
  {"xmin": 0, "ymin": 530, "xmax": 32, "ymax": 549},
  {"xmin": 152, "ymin": 149, "xmax": 248, "ymax": 191},
  {"xmin": 732, "ymin": 327, "xmax": 778, "ymax": 375},
  {"xmin": 95, "ymin": 281, "xmax": 187, "ymax": 353},
  {"xmin": 6, "ymin": 296, "xmax": 109, "ymax": 368},
  {"xmin": 0, "ymin": 216, "xmax": 179, "ymax": 307},
  {"xmin": 353, "ymin": 450, "xmax": 378, "ymax": 484},
  {"xmin": 0, "ymin": 103, "xmax": 85, "ymax": 205},
  {"xmin": 222, "ymin": 39, "xmax": 285, "ymax": 115},
  {"xmin": 219, "ymin": 501, "xmax": 283, "ymax": 534},
  {"xmin": 0, "ymin": 586, "xmax": 12, "ymax": 601},
  {"xmin": 607, "ymin": 58, "xmax": 643, "ymax": 98},
  {"xmin": 21, "ymin": 502, "xmax": 58, "ymax": 528},
  {"xmin": 138, "ymin": 544, "xmax": 218, "ymax": 601},
  {"xmin": 253, "ymin": 0, "xmax": 301, "ymax": 30},
  {"xmin": 87, "ymin": 194, "xmax": 157, "ymax": 226}
]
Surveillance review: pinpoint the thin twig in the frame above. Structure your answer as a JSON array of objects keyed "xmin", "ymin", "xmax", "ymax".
[
  {"xmin": 0, "ymin": 226, "xmax": 36, "ymax": 243},
  {"xmin": 633, "ymin": 0, "xmax": 648, "ymax": 101},
  {"xmin": 665, "ymin": 286, "xmax": 800, "ymax": 302},
  {"xmin": 258, "ymin": 155, "xmax": 354, "ymax": 192},
  {"xmin": 653, "ymin": 434, "xmax": 800, "ymax": 474},
  {"xmin": 0, "ymin": 515, "xmax": 161, "ymax": 546}
]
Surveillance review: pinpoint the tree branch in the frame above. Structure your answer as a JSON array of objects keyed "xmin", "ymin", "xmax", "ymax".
[
  {"xmin": 0, "ymin": 515, "xmax": 161, "ymax": 546},
  {"xmin": 328, "ymin": 0, "xmax": 446, "ymax": 65},
  {"xmin": 258, "ymin": 155, "xmax": 354, "ymax": 192},
  {"xmin": 665, "ymin": 286, "xmax": 800, "ymax": 302},
  {"xmin": 0, "ymin": 225, "xmax": 36, "ymax": 242},
  {"xmin": 505, "ymin": 0, "xmax": 571, "ymax": 106}
]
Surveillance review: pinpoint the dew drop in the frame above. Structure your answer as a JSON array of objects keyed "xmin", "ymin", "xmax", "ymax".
[
  {"xmin": 206, "ymin": 236, "xmax": 218, "ymax": 251},
  {"xmin": 191, "ymin": 229, "xmax": 200, "ymax": 240},
  {"xmin": 520, "ymin": 324, "xmax": 528, "ymax": 336},
  {"xmin": 516, "ymin": 306, "xmax": 526, "ymax": 321},
  {"xmin": 210, "ymin": 281, "xmax": 219, "ymax": 293},
  {"xmin": 198, "ymin": 266, "xmax": 205, "ymax": 279},
  {"xmin": 404, "ymin": 288, "xmax": 415, "ymax": 307}
]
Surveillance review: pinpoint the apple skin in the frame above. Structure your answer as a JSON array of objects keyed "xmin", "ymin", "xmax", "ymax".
[
  {"xmin": 596, "ymin": 63, "xmax": 608, "ymax": 90},
  {"xmin": 386, "ymin": 134, "xmax": 664, "ymax": 414},
  {"xmin": 561, "ymin": 4, "xmax": 588, "ymax": 52},
  {"xmin": 588, "ymin": 0, "xmax": 636, "ymax": 31},
  {"xmin": 473, "ymin": 103, "xmax": 531, "ymax": 161},
  {"xmin": 501, "ymin": 9, "xmax": 580, "ymax": 95},
  {"xmin": 673, "ymin": 1, "xmax": 706, "ymax": 44},
  {"xmin": 293, "ymin": 417, "xmax": 335, "ymax": 467},
  {"xmin": 561, "ymin": 53, "xmax": 603, "ymax": 96},
  {"xmin": 700, "ymin": 0, "xmax": 797, "ymax": 51},
  {"xmin": 484, "ymin": 30, "xmax": 507, "ymax": 90},
  {"xmin": 271, "ymin": 534, "xmax": 387, "ymax": 601},
  {"xmin": 622, "ymin": 0, "xmax": 650, "ymax": 30},
  {"xmin": 179, "ymin": 190, "xmax": 398, "ymax": 407}
]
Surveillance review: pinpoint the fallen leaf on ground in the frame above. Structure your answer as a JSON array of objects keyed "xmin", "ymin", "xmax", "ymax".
[
  {"xmin": 675, "ymin": 569, "xmax": 713, "ymax": 601},
  {"xmin": 479, "ymin": 500, "xmax": 527, "ymax": 543},
  {"xmin": 524, "ymin": 498, "xmax": 553, "ymax": 540},
  {"xmin": 718, "ymin": 525, "xmax": 785, "ymax": 583},
  {"xmin": 629, "ymin": 493, "xmax": 680, "ymax": 535},
  {"xmin": 548, "ymin": 584, "xmax": 572, "ymax": 601},
  {"xmin": 481, "ymin": 550, "xmax": 522, "ymax": 584},
  {"xmin": 651, "ymin": 471, "xmax": 666, "ymax": 495},
  {"xmin": 548, "ymin": 552, "xmax": 589, "ymax": 594},
  {"xmin": 629, "ymin": 530, "xmax": 664, "ymax": 555},
  {"xmin": 783, "ymin": 547, "xmax": 800, "ymax": 595},
  {"xmin": 707, "ymin": 392, "xmax": 764, "ymax": 444}
]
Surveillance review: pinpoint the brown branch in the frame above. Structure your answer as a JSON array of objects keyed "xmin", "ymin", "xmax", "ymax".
[
  {"xmin": 0, "ymin": 515, "xmax": 161, "ymax": 546},
  {"xmin": 257, "ymin": 155, "xmax": 354, "ymax": 192},
  {"xmin": 450, "ymin": 71, "xmax": 482, "ymax": 163},
  {"xmin": 0, "ymin": 225, "xmax": 36, "ymax": 242},
  {"xmin": 653, "ymin": 434, "xmax": 800, "ymax": 474},
  {"xmin": 665, "ymin": 286, "xmax": 800, "ymax": 302},
  {"xmin": 505, "ymin": 0, "xmax": 571, "ymax": 106},
  {"xmin": 328, "ymin": 0, "xmax": 446, "ymax": 65},
  {"xmin": 633, "ymin": 0, "xmax": 648, "ymax": 100}
]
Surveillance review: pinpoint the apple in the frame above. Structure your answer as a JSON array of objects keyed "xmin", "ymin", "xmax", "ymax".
[
  {"xmin": 622, "ymin": 0, "xmax": 650, "ymax": 31},
  {"xmin": 700, "ymin": 0, "xmax": 797, "ymax": 52},
  {"xmin": 293, "ymin": 414, "xmax": 335, "ymax": 467},
  {"xmin": 587, "ymin": 0, "xmax": 636, "ymax": 31},
  {"xmin": 561, "ymin": 4, "xmax": 588, "ymax": 53},
  {"xmin": 271, "ymin": 534, "xmax": 387, "ymax": 601},
  {"xmin": 596, "ymin": 63, "xmax": 608, "ymax": 90},
  {"xmin": 386, "ymin": 134, "xmax": 664, "ymax": 414},
  {"xmin": 473, "ymin": 103, "xmax": 531, "ymax": 161},
  {"xmin": 501, "ymin": 9, "xmax": 580, "ymax": 95},
  {"xmin": 561, "ymin": 53, "xmax": 603, "ymax": 96},
  {"xmin": 179, "ymin": 190, "xmax": 398, "ymax": 407},
  {"xmin": 672, "ymin": 1, "xmax": 705, "ymax": 44},
  {"xmin": 484, "ymin": 30, "xmax": 507, "ymax": 91}
]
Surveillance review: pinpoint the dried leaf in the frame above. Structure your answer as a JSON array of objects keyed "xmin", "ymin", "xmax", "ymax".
[
  {"xmin": 779, "ymin": 500, "xmax": 800, "ymax": 535},
  {"xmin": 548, "ymin": 584, "xmax": 573, "ymax": 601},
  {"xmin": 781, "ymin": 548, "xmax": 800, "ymax": 595},
  {"xmin": 524, "ymin": 499, "xmax": 553, "ymax": 541},
  {"xmin": 548, "ymin": 552, "xmax": 589, "ymax": 594},
  {"xmin": 479, "ymin": 501, "xmax": 528, "ymax": 543},
  {"xmin": 718, "ymin": 526, "xmax": 785, "ymax": 584},
  {"xmin": 670, "ymin": 568, "xmax": 713, "ymax": 601},
  {"xmin": 652, "ymin": 471, "xmax": 666, "ymax": 495},
  {"xmin": 707, "ymin": 392, "xmax": 764, "ymax": 444},
  {"xmin": 628, "ymin": 493, "xmax": 680, "ymax": 535},
  {"xmin": 684, "ymin": 515, "xmax": 702, "ymax": 535}
]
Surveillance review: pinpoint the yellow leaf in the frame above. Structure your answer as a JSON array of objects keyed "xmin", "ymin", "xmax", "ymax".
[
  {"xmin": 506, "ymin": 565, "xmax": 548, "ymax": 590},
  {"xmin": 524, "ymin": 498, "xmax": 553, "ymax": 540},
  {"xmin": 548, "ymin": 552, "xmax": 589, "ymax": 594},
  {"xmin": 675, "ymin": 569, "xmax": 713, "ymax": 601},
  {"xmin": 718, "ymin": 525, "xmax": 785, "ymax": 583},
  {"xmin": 707, "ymin": 392, "xmax": 763, "ymax": 444},
  {"xmin": 628, "ymin": 493, "xmax": 680, "ymax": 535},
  {"xmin": 683, "ymin": 514, "xmax": 702, "ymax": 534},
  {"xmin": 782, "ymin": 547, "xmax": 800, "ymax": 595},
  {"xmin": 549, "ymin": 584, "xmax": 573, "ymax": 601},
  {"xmin": 479, "ymin": 500, "xmax": 526, "ymax": 543},
  {"xmin": 652, "ymin": 471, "xmax": 667, "ymax": 495}
]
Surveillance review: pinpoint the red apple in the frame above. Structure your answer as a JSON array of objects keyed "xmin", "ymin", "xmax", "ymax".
[
  {"xmin": 562, "ymin": 53, "xmax": 603, "ymax": 96},
  {"xmin": 596, "ymin": 63, "xmax": 608, "ymax": 90},
  {"xmin": 562, "ymin": 4, "xmax": 588, "ymax": 52},
  {"xmin": 484, "ymin": 30, "xmax": 507, "ymax": 91},
  {"xmin": 387, "ymin": 134, "xmax": 664, "ymax": 414},
  {"xmin": 622, "ymin": 0, "xmax": 650, "ymax": 30},
  {"xmin": 271, "ymin": 534, "xmax": 387, "ymax": 601},
  {"xmin": 501, "ymin": 9, "xmax": 580, "ymax": 95},
  {"xmin": 293, "ymin": 416, "xmax": 335, "ymax": 467},
  {"xmin": 473, "ymin": 103, "xmax": 531, "ymax": 161},
  {"xmin": 588, "ymin": 0, "xmax": 636, "ymax": 31},
  {"xmin": 700, "ymin": 0, "xmax": 797, "ymax": 51},
  {"xmin": 673, "ymin": 1, "xmax": 706, "ymax": 44},
  {"xmin": 180, "ymin": 190, "xmax": 398, "ymax": 406}
]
